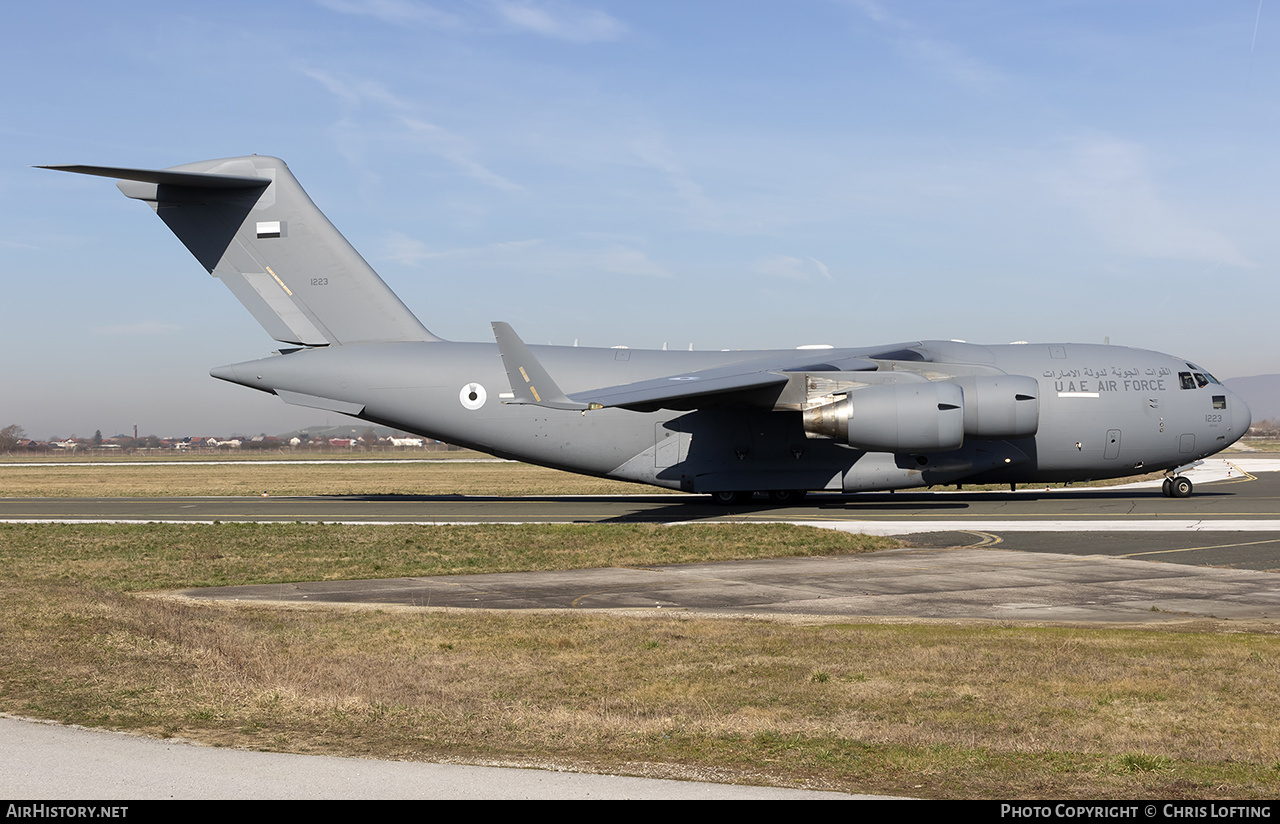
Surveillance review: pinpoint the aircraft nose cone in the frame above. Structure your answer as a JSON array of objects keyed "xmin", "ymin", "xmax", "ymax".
[{"xmin": 1235, "ymin": 391, "xmax": 1252, "ymax": 436}]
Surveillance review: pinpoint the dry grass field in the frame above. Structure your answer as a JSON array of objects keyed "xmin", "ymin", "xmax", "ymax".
[
  {"xmin": 1, "ymin": 456, "xmax": 1279, "ymax": 797},
  {"xmin": 0, "ymin": 453, "xmax": 663, "ymax": 497}
]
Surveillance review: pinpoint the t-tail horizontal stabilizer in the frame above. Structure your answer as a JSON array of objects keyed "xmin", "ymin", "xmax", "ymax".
[
  {"xmin": 37, "ymin": 164, "xmax": 270, "ymax": 190},
  {"xmin": 491, "ymin": 322, "xmax": 591, "ymax": 411},
  {"xmin": 41, "ymin": 157, "xmax": 438, "ymax": 348}
]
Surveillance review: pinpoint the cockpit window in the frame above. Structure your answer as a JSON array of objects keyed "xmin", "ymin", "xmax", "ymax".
[
  {"xmin": 1179, "ymin": 364, "xmax": 1222, "ymax": 389},
  {"xmin": 1213, "ymin": 395, "xmax": 1227, "ymax": 409},
  {"xmin": 1185, "ymin": 363, "xmax": 1223, "ymax": 384}
]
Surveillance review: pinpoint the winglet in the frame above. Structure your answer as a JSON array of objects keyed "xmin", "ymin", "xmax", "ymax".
[{"xmin": 491, "ymin": 322, "xmax": 591, "ymax": 411}]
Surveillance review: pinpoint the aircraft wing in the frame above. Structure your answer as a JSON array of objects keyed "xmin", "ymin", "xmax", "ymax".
[
  {"xmin": 570, "ymin": 335, "xmax": 1038, "ymax": 411},
  {"xmin": 568, "ymin": 353, "xmax": 883, "ymax": 412},
  {"xmin": 491, "ymin": 322, "xmax": 922, "ymax": 412},
  {"xmin": 567, "ymin": 362, "xmax": 794, "ymax": 411}
]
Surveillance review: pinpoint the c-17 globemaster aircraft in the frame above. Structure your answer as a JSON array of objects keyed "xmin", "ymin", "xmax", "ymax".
[{"xmin": 43, "ymin": 156, "xmax": 1252, "ymax": 504}]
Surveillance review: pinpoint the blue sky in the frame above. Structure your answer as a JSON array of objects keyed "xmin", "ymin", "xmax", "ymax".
[{"xmin": 3, "ymin": 0, "xmax": 1277, "ymax": 438}]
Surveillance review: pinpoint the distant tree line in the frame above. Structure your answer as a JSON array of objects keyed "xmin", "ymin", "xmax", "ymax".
[
  {"xmin": 1248, "ymin": 419, "xmax": 1280, "ymax": 439},
  {"xmin": 0, "ymin": 423, "xmax": 460, "ymax": 454},
  {"xmin": 0, "ymin": 424, "xmax": 25, "ymax": 452}
]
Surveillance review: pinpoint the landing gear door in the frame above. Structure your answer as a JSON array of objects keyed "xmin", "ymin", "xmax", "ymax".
[{"xmin": 655, "ymin": 422, "xmax": 690, "ymax": 468}]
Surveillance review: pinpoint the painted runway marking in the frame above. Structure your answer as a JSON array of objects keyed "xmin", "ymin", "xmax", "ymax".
[{"xmin": 1116, "ymin": 536, "xmax": 1280, "ymax": 559}]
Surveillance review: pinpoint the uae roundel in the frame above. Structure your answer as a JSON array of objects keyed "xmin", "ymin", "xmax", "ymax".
[{"xmin": 459, "ymin": 382, "xmax": 486, "ymax": 410}]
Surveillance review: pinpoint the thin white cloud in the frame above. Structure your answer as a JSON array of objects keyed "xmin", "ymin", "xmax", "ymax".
[
  {"xmin": 382, "ymin": 232, "xmax": 670, "ymax": 278},
  {"xmin": 842, "ymin": 0, "xmax": 1008, "ymax": 94},
  {"xmin": 316, "ymin": 0, "xmax": 624, "ymax": 41},
  {"xmin": 314, "ymin": 0, "xmax": 463, "ymax": 28},
  {"xmin": 92, "ymin": 322, "xmax": 182, "ymax": 337},
  {"xmin": 297, "ymin": 67, "xmax": 413, "ymax": 111},
  {"xmin": 400, "ymin": 118, "xmax": 524, "ymax": 192},
  {"xmin": 809, "ymin": 256, "xmax": 833, "ymax": 280},
  {"xmin": 751, "ymin": 255, "xmax": 835, "ymax": 282},
  {"xmin": 586, "ymin": 245, "xmax": 671, "ymax": 278},
  {"xmin": 1050, "ymin": 136, "xmax": 1254, "ymax": 268},
  {"xmin": 297, "ymin": 66, "xmax": 520, "ymax": 192},
  {"xmin": 384, "ymin": 234, "xmax": 544, "ymax": 265},
  {"xmin": 631, "ymin": 136, "xmax": 723, "ymax": 228},
  {"xmin": 490, "ymin": 0, "xmax": 626, "ymax": 42},
  {"xmin": 903, "ymin": 35, "xmax": 1008, "ymax": 94}
]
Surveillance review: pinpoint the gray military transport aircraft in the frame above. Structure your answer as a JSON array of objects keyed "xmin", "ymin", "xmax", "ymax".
[{"xmin": 43, "ymin": 155, "xmax": 1252, "ymax": 504}]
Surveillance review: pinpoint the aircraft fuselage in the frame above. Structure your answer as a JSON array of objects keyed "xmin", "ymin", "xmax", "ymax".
[{"xmin": 211, "ymin": 338, "xmax": 1249, "ymax": 495}]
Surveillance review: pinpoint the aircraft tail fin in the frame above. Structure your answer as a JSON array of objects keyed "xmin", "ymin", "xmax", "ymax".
[{"xmin": 42, "ymin": 157, "xmax": 439, "ymax": 346}]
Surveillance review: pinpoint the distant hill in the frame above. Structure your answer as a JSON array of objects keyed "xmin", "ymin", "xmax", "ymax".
[{"xmin": 1223, "ymin": 375, "xmax": 1280, "ymax": 424}]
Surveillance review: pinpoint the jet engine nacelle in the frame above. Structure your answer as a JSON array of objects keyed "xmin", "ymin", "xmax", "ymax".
[
  {"xmin": 953, "ymin": 375, "xmax": 1040, "ymax": 439},
  {"xmin": 802, "ymin": 381, "xmax": 965, "ymax": 452}
]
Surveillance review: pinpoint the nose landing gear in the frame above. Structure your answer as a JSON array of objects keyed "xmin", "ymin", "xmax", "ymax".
[{"xmin": 1161, "ymin": 460, "xmax": 1202, "ymax": 498}]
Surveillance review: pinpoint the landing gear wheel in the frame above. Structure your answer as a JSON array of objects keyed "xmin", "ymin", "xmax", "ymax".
[
  {"xmin": 1169, "ymin": 475, "xmax": 1193, "ymax": 498},
  {"xmin": 710, "ymin": 490, "xmax": 752, "ymax": 506},
  {"xmin": 767, "ymin": 489, "xmax": 807, "ymax": 505},
  {"xmin": 1162, "ymin": 478, "xmax": 1173, "ymax": 498}
]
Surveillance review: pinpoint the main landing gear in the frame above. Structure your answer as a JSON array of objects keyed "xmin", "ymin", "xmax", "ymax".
[
  {"xmin": 1162, "ymin": 475, "xmax": 1193, "ymax": 498},
  {"xmin": 709, "ymin": 490, "xmax": 808, "ymax": 506}
]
